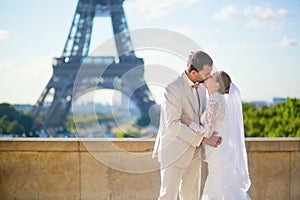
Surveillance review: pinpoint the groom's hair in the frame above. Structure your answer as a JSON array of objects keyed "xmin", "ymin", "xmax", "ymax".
[
  {"xmin": 216, "ymin": 71, "xmax": 232, "ymax": 94},
  {"xmin": 187, "ymin": 51, "xmax": 213, "ymax": 72}
]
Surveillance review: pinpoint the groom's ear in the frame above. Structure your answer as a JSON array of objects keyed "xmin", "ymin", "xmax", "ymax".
[{"xmin": 190, "ymin": 70, "xmax": 197, "ymax": 75}]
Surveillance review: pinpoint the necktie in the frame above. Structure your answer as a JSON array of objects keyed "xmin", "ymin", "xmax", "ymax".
[
  {"xmin": 192, "ymin": 84, "xmax": 202, "ymax": 154},
  {"xmin": 192, "ymin": 84, "xmax": 201, "ymax": 123}
]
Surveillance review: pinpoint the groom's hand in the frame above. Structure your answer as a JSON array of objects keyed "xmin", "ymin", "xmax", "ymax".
[{"xmin": 202, "ymin": 132, "xmax": 222, "ymax": 147}]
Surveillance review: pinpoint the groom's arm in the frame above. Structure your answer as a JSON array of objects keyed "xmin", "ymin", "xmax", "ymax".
[{"xmin": 162, "ymin": 85, "xmax": 203, "ymax": 147}]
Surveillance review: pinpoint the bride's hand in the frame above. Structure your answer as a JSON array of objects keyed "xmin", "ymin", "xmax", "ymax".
[
  {"xmin": 202, "ymin": 132, "xmax": 222, "ymax": 147},
  {"xmin": 180, "ymin": 111, "xmax": 191, "ymax": 126}
]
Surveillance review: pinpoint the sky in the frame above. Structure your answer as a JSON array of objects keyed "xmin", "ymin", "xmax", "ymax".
[{"xmin": 0, "ymin": 0, "xmax": 300, "ymax": 106}]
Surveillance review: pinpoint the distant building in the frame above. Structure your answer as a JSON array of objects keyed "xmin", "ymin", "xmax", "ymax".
[
  {"xmin": 13, "ymin": 104, "xmax": 33, "ymax": 113},
  {"xmin": 246, "ymin": 97, "xmax": 287, "ymax": 108},
  {"xmin": 273, "ymin": 97, "xmax": 286, "ymax": 104}
]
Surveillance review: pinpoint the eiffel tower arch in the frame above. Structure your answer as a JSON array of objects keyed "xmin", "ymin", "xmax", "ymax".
[{"xmin": 31, "ymin": 0, "xmax": 156, "ymax": 131}]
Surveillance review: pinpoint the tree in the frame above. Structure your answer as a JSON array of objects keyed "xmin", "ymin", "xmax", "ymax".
[
  {"xmin": 243, "ymin": 98, "xmax": 300, "ymax": 137},
  {"xmin": 6, "ymin": 120, "xmax": 25, "ymax": 136},
  {"xmin": 0, "ymin": 103, "xmax": 18, "ymax": 121},
  {"xmin": 18, "ymin": 114, "xmax": 33, "ymax": 133},
  {"xmin": 0, "ymin": 103, "xmax": 34, "ymax": 136},
  {"xmin": 0, "ymin": 116, "xmax": 9, "ymax": 134}
]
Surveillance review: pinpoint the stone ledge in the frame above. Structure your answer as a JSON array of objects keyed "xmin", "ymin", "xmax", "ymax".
[
  {"xmin": 0, "ymin": 138, "xmax": 299, "ymax": 200},
  {"xmin": 0, "ymin": 138, "xmax": 299, "ymax": 152},
  {"xmin": 247, "ymin": 138, "xmax": 300, "ymax": 152},
  {"xmin": 0, "ymin": 138, "xmax": 155, "ymax": 152}
]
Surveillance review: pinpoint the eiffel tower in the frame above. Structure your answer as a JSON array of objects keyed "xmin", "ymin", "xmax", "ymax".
[{"xmin": 31, "ymin": 0, "xmax": 156, "ymax": 131}]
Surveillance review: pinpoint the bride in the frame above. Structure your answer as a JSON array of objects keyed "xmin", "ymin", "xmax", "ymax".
[{"xmin": 181, "ymin": 71, "xmax": 251, "ymax": 199}]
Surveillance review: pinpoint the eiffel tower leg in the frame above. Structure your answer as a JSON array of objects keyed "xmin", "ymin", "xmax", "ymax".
[
  {"xmin": 31, "ymin": 72, "xmax": 74, "ymax": 131},
  {"xmin": 31, "ymin": 87, "xmax": 50, "ymax": 119},
  {"xmin": 111, "ymin": 2, "xmax": 134, "ymax": 57},
  {"xmin": 130, "ymin": 85, "xmax": 154, "ymax": 113},
  {"xmin": 42, "ymin": 85, "xmax": 73, "ymax": 130},
  {"xmin": 31, "ymin": 80, "xmax": 55, "ymax": 129},
  {"xmin": 120, "ymin": 65, "xmax": 156, "ymax": 126}
]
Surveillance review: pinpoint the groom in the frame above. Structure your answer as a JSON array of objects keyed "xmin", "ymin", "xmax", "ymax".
[{"xmin": 153, "ymin": 51, "xmax": 222, "ymax": 200}]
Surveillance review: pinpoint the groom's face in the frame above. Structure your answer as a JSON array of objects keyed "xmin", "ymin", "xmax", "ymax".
[{"xmin": 195, "ymin": 64, "xmax": 212, "ymax": 83}]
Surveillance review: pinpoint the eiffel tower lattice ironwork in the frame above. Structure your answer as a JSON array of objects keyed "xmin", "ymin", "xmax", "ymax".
[{"xmin": 31, "ymin": 0, "xmax": 156, "ymax": 131}]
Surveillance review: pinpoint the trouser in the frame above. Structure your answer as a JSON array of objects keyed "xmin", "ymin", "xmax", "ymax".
[{"xmin": 158, "ymin": 156, "xmax": 201, "ymax": 200}]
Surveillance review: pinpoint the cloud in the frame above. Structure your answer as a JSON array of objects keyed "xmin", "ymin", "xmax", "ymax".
[
  {"xmin": 127, "ymin": 0, "xmax": 201, "ymax": 19},
  {"xmin": 279, "ymin": 37, "xmax": 299, "ymax": 47},
  {"xmin": 0, "ymin": 29, "xmax": 8, "ymax": 40},
  {"xmin": 213, "ymin": 5, "xmax": 288, "ymax": 30},
  {"xmin": 244, "ymin": 6, "xmax": 288, "ymax": 29},
  {"xmin": 212, "ymin": 5, "xmax": 241, "ymax": 20}
]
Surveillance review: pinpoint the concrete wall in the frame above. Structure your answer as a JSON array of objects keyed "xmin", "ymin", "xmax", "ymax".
[{"xmin": 0, "ymin": 138, "xmax": 299, "ymax": 200}]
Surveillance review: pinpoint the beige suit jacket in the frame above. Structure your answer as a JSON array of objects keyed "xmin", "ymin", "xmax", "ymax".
[{"xmin": 153, "ymin": 72, "xmax": 206, "ymax": 169}]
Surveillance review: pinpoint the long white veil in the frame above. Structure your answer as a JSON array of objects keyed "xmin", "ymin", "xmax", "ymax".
[{"xmin": 220, "ymin": 83, "xmax": 251, "ymax": 191}]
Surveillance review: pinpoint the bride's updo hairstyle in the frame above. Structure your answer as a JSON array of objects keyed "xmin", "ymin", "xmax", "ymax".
[{"xmin": 216, "ymin": 71, "xmax": 232, "ymax": 94}]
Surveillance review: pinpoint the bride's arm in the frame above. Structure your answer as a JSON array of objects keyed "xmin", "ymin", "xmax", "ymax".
[{"xmin": 181, "ymin": 101, "xmax": 219, "ymax": 138}]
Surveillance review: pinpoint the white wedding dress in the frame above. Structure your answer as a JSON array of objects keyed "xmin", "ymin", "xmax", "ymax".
[{"xmin": 192, "ymin": 84, "xmax": 251, "ymax": 200}]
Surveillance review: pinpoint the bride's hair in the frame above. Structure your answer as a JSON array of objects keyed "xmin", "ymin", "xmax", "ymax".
[{"xmin": 216, "ymin": 71, "xmax": 232, "ymax": 94}]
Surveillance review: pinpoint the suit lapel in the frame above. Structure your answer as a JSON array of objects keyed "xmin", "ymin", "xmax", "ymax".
[{"xmin": 180, "ymin": 73, "xmax": 198, "ymax": 114}]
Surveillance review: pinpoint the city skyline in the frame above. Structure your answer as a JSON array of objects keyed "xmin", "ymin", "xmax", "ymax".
[{"xmin": 0, "ymin": 0, "xmax": 300, "ymax": 105}]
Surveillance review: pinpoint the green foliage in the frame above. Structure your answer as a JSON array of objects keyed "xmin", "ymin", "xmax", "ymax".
[
  {"xmin": 18, "ymin": 114, "xmax": 33, "ymax": 133},
  {"xmin": 115, "ymin": 127, "xmax": 141, "ymax": 138},
  {"xmin": 0, "ymin": 103, "xmax": 19, "ymax": 121},
  {"xmin": 6, "ymin": 120, "xmax": 25, "ymax": 136},
  {"xmin": 66, "ymin": 115, "xmax": 76, "ymax": 133},
  {"xmin": 0, "ymin": 103, "xmax": 34, "ymax": 136},
  {"xmin": 69, "ymin": 113, "xmax": 122, "ymax": 129},
  {"xmin": 243, "ymin": 98, "xmax": 300, "ymax": 137}
]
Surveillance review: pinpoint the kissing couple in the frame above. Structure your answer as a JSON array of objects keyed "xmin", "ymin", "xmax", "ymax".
[{"xmin": 153, "ymin": 51, "xmax": 251, "ymax": 200}]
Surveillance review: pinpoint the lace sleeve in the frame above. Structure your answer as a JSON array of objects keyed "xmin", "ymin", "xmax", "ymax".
[{"xmin": 188, "ymin": 100, "xmax": 219, "ymax": 138}]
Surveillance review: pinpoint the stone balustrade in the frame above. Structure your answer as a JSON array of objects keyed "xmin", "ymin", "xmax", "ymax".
[{"xmin": 0, "ymin": 138, "xmax": 299, "ymax": 200}]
